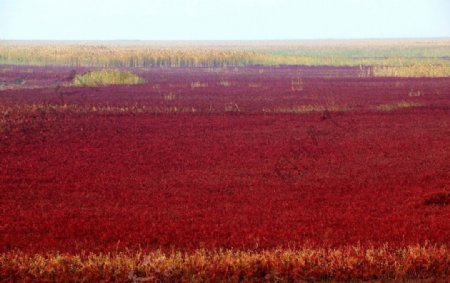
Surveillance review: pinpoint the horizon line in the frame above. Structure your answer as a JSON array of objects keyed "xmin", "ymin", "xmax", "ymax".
[{"xmin": 1, "ymin": 37, "xmax": 450, "ymax": 43}]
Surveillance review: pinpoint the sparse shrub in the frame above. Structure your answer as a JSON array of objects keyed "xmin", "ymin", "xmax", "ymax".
[
  {"xmin": 162, "ymin": 92, "xmax": 177, "ymax": 101},
  {"xmin": 291, "ymin": 78, "xmax": 304, "ymax": 92},
  {"xmin": 190, "ymin": 81, "xmax": 208, "ymax": 88},
  {"xmin": 73, "ymin": 69, "xmax": 144, "ymax": 86},
  {"xmin": 408, "ymin": 89, "xmax": 424, "ymax": 97},
  {"xmin": 248, "ymin": 82, "xmax": 261, "ymax": 88},
  {"xmin": 14, "ymin": 78, "xmax": 26, "ymax": 85},
  {"xmin": 224, "ymin": 103, "xmax": 240, "ymax": 112},
  {"xmin": 217, "ymin": 80, "xmax": 232, "ymax": 87}
]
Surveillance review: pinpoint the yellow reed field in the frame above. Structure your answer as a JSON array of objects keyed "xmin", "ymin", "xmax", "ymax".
[
  {"xmin": 0, "ymin": 44, "xmax": 265, "ymax": 67},
  {"xmin": 373, "ymin": 64, "xmax": 450, "ymax": 77},
  {"xmin": 1, "ymin": 40, "xmax": 449, "ymax": 69},
  {"xmin": 1, "ymin": 245, "xmax": 449, "ymax": 282}
]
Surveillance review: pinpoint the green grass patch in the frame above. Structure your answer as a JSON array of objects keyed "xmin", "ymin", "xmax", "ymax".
[{"xmin": 73, "ymin": 69, "xmax": 145, "ymax": 86}]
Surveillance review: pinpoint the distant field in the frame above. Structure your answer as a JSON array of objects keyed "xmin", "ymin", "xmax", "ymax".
[
  {"xmin": 1, "ymin": 39, "xmax": 450, "ymax": 76},
  {"xmin": 1, "ymin": 42, "xmax": 450, "ymax": 281}
]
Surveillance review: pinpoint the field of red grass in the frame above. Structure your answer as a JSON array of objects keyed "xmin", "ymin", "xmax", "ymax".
[{"xmin": 1, "ymin": 65, "xmax": 449, "ymax": 281}]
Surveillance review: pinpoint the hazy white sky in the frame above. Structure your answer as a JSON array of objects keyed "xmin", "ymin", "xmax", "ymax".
[{"xmin": 0, "ymin": 0, "xmax": 449, "ymax": 40}]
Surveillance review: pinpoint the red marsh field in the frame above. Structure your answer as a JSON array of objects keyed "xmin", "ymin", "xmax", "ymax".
[{"xmin": 1, "ymin": 57, "xmax": 450, "ymax": 281}]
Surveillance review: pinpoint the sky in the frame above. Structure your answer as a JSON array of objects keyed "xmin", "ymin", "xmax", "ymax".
[{"xmin": 0, "ymin": 0, "xmax": 449, "ymax": 40}]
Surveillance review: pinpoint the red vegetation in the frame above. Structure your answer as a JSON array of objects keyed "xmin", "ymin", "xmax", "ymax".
[
  {"xmin": 423, "ymin": 192, "xmax": 450, "ymax": 206},
  {"xmin": 1, "ymin": 65, "xmax": 449, "ymax": 255}
]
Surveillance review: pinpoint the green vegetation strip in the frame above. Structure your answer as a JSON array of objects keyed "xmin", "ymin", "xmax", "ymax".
[{"xmin": 73, "ymin": 69, "xmax": 144, "ymax": 86}]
